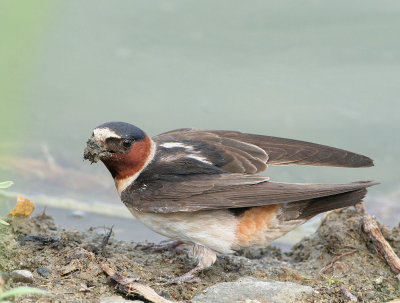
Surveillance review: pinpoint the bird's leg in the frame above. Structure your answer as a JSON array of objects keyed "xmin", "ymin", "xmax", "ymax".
[
  {"xmin": 139, "ymin": 240, "xmax": 183, "ymax": 252},
  {"xmin": 163, "ymin": 264, "xmax": 204, "ymax": 284},
  {"xmin": 161, "ymin": 244, "xmax": 217, "ymax": 284}
]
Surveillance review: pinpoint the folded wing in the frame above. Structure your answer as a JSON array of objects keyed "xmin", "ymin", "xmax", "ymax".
[
  {"xmin": 153, "ymin": 129, "xmax": 373, "ymax": 176},
  {"xmin": 121, "ymin": 174, "xmax": 377, "ymax": 213}
]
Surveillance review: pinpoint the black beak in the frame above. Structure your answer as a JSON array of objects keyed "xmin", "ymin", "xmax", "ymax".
[{"xmin": 83, "ymin": 137, "xmax": 111, "ymax": 164}]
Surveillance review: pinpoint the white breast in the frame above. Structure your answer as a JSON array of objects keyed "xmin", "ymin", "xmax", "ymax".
[{"xmin": 130, "ymin": 209, "xmax": 237, "ymax": 254}]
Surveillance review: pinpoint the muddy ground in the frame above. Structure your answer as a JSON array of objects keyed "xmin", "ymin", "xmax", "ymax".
[{"xmin": 1, "ymin": 208, "xmax": 400, "ymax": 303}]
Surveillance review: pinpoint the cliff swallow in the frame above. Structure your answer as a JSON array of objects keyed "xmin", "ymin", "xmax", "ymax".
[{"xmin": 84, "ymin": 121, "xmax": 376, "ymax": 283}]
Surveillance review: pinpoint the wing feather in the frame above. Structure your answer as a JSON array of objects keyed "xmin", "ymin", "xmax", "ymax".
[
  {"xmin": 208, "ymin": 130, "xmax": 373, "ymax": 167},
  {"xmin": 153, "ymin": 129, "xmax": 373, "ymax": 172},
  {"xmin": 121, "ymin": 175, "xmax": 377, "ymax": 213}
]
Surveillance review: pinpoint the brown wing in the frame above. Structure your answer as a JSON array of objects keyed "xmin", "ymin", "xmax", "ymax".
[
  {"xmin": 121, "ymin": 174, "xmax": 377, "ymax": 213},
  {"xmin": 153, "ymin": 129, "xmax": 373, "ymax": 174},
  {"xmin": 153, "ymin": 129, "xmax": 268, "ymax": 174}
]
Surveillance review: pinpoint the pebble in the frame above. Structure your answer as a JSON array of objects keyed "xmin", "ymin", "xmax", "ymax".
[
  {"xmin": 10, "ymin": 270, "xmax": 34, "ymax": 283},
  {"xmin": 100, "ymin": 296, "xmax": 143, "ymax": 303},
  {"xmin": 159, "ymin": 290, "xmax": 171, "ymax": 299},
  {"xmin": 37, "ymin": 266, "xmax": 51, "ymax": 278},
  {"xmin": 192, "ymin": 277, "xmax": 314, "ymax": 303}
]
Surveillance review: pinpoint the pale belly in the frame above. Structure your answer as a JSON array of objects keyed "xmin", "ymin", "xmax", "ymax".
[{"xmin": 130, "ymin": 209, "xmax": 237, "ymax": 254}]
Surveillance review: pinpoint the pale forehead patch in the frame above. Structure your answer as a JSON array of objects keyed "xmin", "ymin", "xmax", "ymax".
[{"xmin": 93, "ymin": 127, "xmax": 121, "ymax": 142}]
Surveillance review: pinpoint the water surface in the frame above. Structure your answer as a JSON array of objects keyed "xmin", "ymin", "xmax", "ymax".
[{"xmin": 1, "ymin": 1, "xmax": 399, "ymax": 243}]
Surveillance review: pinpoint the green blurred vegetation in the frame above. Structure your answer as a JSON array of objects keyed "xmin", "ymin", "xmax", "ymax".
[
  {"xmin": 0, "ymin": 286, "xmax": 49, "ymax": 302},
  {"xmin": 0, "ymin": 0, "xmax": 56, "ymax": 154},
  {"xmin": 0, "ymin": 181, "xmax": 13, "ymax": 222}
]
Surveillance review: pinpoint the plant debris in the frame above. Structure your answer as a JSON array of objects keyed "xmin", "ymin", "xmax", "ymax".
[
  {"xmin": 8, "ymin": 195, "xmax": 35, "ymax": 217},
  {"xmin": 363, "ymin": 213, "xmax": 400, "ymax": 281},
  {"xmin": 1, "ymin": 207, "xmax": 400, "ymax": 302},
  {"xmin": 102, "ymin": 264, "xmax": 181, "ymax": 303}
]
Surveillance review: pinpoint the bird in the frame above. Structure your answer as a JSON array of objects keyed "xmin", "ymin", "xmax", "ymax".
[{"xmin": 83, "ymin": 121, "xmax": 376, "ymax": 283}]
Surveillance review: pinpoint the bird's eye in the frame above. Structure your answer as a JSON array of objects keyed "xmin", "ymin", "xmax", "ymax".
[{"xmin": 122, "ymin": 139, "xmax": 133, "ymax": 148}]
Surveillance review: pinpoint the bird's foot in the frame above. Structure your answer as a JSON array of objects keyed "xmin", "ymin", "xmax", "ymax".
[
  {"xmin": 160, "ymin": 274, "xmax": 201, "ymax": 285},
  {"xmin": 138, "ymin": 240, "xmax": 183, "ymax": 252},
  {"xmin": 159, "ymin": 265, "xmax": 203, "ymax": 284}
]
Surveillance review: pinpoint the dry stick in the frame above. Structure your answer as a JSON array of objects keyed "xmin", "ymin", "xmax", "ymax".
[
  {"xmin": 362, "ymin": 214, "xmax": 400, "ymax": 281},
  {"xmin": 102, "ymin": 264, "xmax": 179, "ymax": 303},
  {"xmin": 319, "ymin": 250, "xmax": 357, "ymax": 274},
  {"xmin": 340, "ymin": 286, "xmax": 358, "ymax": 302},
  {"xmin": 100, "ymin": 225, "xmax": 114, "ymax": 256}
]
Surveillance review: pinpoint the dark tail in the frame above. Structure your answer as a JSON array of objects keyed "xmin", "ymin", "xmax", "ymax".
[{"xmin": 281, "ymin": 187, "xmax": 372, "ymax": 221}]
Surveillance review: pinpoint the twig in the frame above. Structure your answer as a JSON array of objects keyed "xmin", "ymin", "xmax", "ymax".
[
  {"xmin": 319, "ymin": 250, "xmax": 357, "ymax": 274},
  {"xmin": 23, "ymin": 235, "xmax": 61, "ymax": 245},
  {"xmin": 362, "ymin": 214, "xmax": 400, "ymax": 281},
  {"xmin": 102, "ymin": 264, "xmax": 180, "ymax": 303},
  {"xmin": 40, "ymin": 206, "xmax": 48, "ymax": 217},
  {"xmin": 340, "ymin": 286, "xmax": 358, "ymax": 302},
  {"xmin": 100, "ymin": 225, "xmax": 114, "ymax": 255}
]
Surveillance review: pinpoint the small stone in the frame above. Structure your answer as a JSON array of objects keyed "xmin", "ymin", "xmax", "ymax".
[
  {"xmin": 60, "ymin": 262, "xmax": 79, "ymax": 275},
  {"xmin": 100, "ymin": 296, "xmax": 143, "ymax": 303},
  {"xmin": 37, "ymin": 267, "xmax": 51, "ymax": 278},
  {"xmin": 11, "ymin": 270, "xmax": 34, "ymax": 283},
  {"xmin": 374, "ymin": 276, "xmax": 384, "ymax": 284},
  {"xmin": 192, "ymin": 277, "xmax": 314, "ymax": 303},
  {"xmin": 159, "ymin": 290, "xmax": 171, "ymax": 299}
]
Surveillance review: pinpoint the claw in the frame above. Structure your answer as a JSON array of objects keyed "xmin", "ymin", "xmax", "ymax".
[
  {"xmin": 138, "ymin": 240, "xmax": 183, "ymax": 252},
  {"xmin": 158, "ymin": 265, "xmax": 203, "ymax": 284}
]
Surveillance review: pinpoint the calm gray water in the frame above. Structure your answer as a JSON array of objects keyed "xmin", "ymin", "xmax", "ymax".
[{"xmin": 1, "ymin": 1, "xmax": 399, "ymax": 243}]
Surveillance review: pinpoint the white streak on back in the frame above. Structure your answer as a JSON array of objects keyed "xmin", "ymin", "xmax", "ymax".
[
  {"xmin": 160, "ymin": 142, "xmax": 192, "ymax": 149},
  {"xmin": 160, "ymin": 142, "xmax": 212, "ymax": 164},
  {"xmin": 187, "ymin": 154, "xmax": 213, "ymax": 164}
]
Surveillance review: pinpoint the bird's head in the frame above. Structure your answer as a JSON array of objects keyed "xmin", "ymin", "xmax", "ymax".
[{"xmin": 84, "ymin": 122, "xmax": 154, "ymax": 189}]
